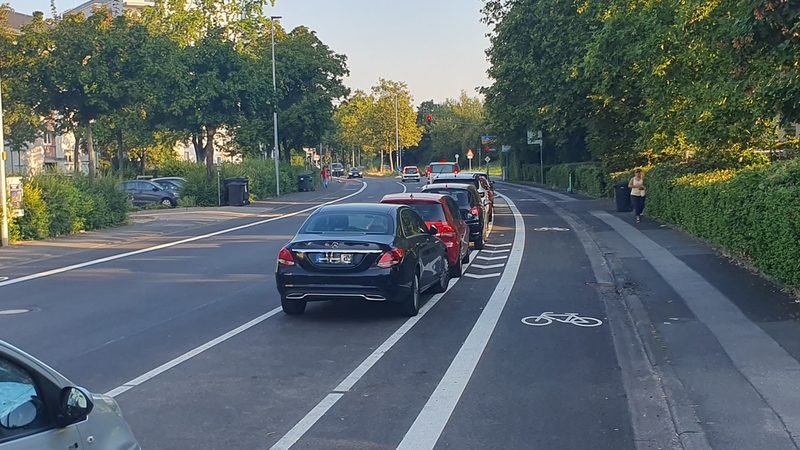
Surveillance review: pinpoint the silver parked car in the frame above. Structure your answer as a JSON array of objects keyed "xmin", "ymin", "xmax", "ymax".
[{"xmin": 0, "ymin": 340, "xmax": 140, "ymax": 450}]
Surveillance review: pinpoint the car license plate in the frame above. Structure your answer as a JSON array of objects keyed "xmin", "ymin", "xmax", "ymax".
[{"xmin": 317, "ymin": 253, "xmax": 353, "ymax": 264}]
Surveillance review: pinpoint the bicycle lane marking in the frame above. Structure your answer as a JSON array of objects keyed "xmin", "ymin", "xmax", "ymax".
[
  {"xmin": 395, "ymin": 193, "xmax": 525, "ymax": 450},
  {"xmin": 0, "ymin": 181, "xmax": 367, "ymax": 289}
]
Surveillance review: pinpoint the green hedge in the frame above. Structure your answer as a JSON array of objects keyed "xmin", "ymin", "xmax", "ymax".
[
  {"xmin": 646, "ymin": 160, "xmax": 800, "ymax": 288},
  {"xmin": 546, "ymin": 163, "xmax": 606, "ymax": 197},
  {"xmin": 10, "ymin": 175, "xmax": 129, "ymax": 241},
  {"xmin": 162, "ymin": 160, "xmax": 315, "ymax": 206}
]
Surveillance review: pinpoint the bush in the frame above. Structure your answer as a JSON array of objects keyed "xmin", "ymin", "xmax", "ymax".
[
  {"xmin": 10, "ymin": 175, "xmax": 128, "ymax": 241},
  {"xmin": 645, "ymin": 159, "xmax": 800, "ymax": 288}
]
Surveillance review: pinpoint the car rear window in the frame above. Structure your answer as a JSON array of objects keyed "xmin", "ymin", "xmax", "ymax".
[
  {"xmin": 425, "ymin": 189, "xmax": 471, "ymax": 208},
  {"xmin": 404, "ymin": 167, "xmax": 418, "ymax": 174},
  {"xmin": 432, "ymin": 177, "xmax": 478, "ymax": 188},
  {"xmin": 405, "ymin": 203, "xmax": 446, "ymax": 222},
  {"xmin": 430, "ymin": 163, "xmax": 456, "ymax": 173},
  {"xmin": 301, "ymin": 212, "xmax": 393, "ymax": 234}
]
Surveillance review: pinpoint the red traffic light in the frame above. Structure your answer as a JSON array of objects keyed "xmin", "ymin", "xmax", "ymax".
[{"xmin": 426, "ymin": 114, "xmax": 432, "ymax": 124}]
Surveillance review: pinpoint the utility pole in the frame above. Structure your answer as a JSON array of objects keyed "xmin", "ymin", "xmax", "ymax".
[
  {"xmin": 0, "ymin": 77, "xmax": 8, "ymax": 247},
  {"xmin": 271, "ymin": 16, "xmax": 282, "ymax": 197}
]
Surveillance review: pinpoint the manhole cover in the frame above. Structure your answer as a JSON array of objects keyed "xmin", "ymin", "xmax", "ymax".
[{"xmin": 0, "ymin": 309, "xmax": 31, "ymax": 316}]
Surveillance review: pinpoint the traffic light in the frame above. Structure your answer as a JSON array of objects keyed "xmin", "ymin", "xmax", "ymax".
[{"xmin": 425, "ymin": 114, "xmax": 432, "ymax": 125}]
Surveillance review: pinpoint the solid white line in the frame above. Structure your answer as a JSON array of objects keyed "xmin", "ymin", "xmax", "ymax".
[
  {"xmin": 396, "ymin": 193, "xmax": 524, "ymax": 450},
  {"xmin": 485, "ymin": 243, "xmax": 512, "ymax": 248},
  {"xmin": 105, "ymin": 307, "xmax": 282, "ymax": 397},
  {"xmin": 481, "ymin": 249, "xmax": 510, "ymax": 254},
  {"xmin": 470, "ymin": 263, "xmax": 505, "ymax": 270},
  {"xmin": 463, "ymin": 272, "xmax": 502, "ymax": 279},
  {"xmin": 396, "ymin": 181, "xmax": 408, "ymax": 193},
  {"xmin": 476, "ymin": 255, "xmax": 507, "ymax": 261},
  {"xmin": 0, "ymin": 182, "xmax": 368, "ymax": 288},
  {"xmin": 268, "ymin": 245, "xmax": 483, "ymax": 450}
]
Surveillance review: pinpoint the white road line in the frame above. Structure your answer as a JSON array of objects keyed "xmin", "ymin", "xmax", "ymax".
[
  {"xmin": 481, "ymin": 249, "xmax": 510, "ymax": 254},
  {"xmin": 269, "ymin": 243, "xmax": 484, "ymax": 450},
  {"xmin": 0, "ymin": 182, "xmax": 368, "ymax": 288},
  {"xmin": 396, "ymin": 193, "xmax": 524, "ymax": 450},
  {"xmin": 476, "ymin": 255, "xmax": 507, "ymax": 261},
  {"xmin": 485, "ymin": 243, "xmax": 512, "ymax": 248},
  {"xmin": 470, "ymin": 263, "xmax": 505, "ymax": 270},
  {"xmin": 396, "ymin": 181, "xmax": 408, "ymax": 193},
  {"xmin": 105, "ymin": 307, "xmax": 283, "ymax": 397},
  {"xmin": 463, "ymin": 272, "xmax": 502, "ymax": 279}
]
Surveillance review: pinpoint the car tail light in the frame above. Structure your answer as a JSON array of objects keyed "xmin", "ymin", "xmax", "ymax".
[
  {"xmin": 278, "ymin": 247, "xmax": 296, "ymax": 266},
  {"xmin": 454, "ymin": 168, "xmax": 459, "ymax": 174},
  {"xmin": 470, "ymin": 207, "xmax": 481, "ymax": 218},
  {"xmin": 377, "ymin": 248, "xmax": 405, "ymax": 268},
  {"xmin": 433, "ymin": 222, "xmax": 455, "ymax": 237}
]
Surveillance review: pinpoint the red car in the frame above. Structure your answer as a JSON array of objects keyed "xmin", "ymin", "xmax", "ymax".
[{"xmin": 381, "ymin": 193, "xmax": 469, "ymax": 277}]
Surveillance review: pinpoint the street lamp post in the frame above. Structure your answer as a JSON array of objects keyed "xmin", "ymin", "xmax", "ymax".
[
  {"xmin": 271, "ymin": 16, "xmax": 281, "ymax": 197},
  {"xmin": 0, "ymin": 77, "xmax": 8, "ymax": 247},
  {"xmin": 394, "ymin": 93, "xmax": 400, "ymax": 171}
]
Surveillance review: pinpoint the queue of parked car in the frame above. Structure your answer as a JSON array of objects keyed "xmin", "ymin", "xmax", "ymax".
[{"xmin": 275, "ymin": 161, "xmax": 495, "ymax": 317}]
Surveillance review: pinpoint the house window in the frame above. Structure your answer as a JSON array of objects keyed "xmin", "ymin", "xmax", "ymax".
[{"xmin": 44, "ymin": 133, "xmax": 54, "ymax": 145}]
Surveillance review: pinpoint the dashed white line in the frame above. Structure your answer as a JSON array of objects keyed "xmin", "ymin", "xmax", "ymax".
[
  {"xmin": 485, "ymin": 243, "xmax": 512, "ymax": 248},
  {"xmin": 463, "ymin": 272, "xmax": 502, "ymax": 279},
  {"xmin": 396, "ymin": 194, "xmax": 524, "ymax": 449},
  {"xmin": 476, "ymin": 255, "xmax": 507, "ymax": 261},
  {"xmin": 470, "ymin": 263, "xmax": 505, "ymax": 270},
  {"xmin": 0, "ymin": 183, "xmax": 368, "ymax": 288},
  {"xmin": 106, "ymin": 307, "xmax": 282, "ymax": 397}
]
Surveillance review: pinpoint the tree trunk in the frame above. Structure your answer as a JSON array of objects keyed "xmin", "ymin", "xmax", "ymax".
[
  {"xmin": 389, "ymin": 147, "xmax": 395, "ymax": 172},
  {"xmin": 380, "ymin": 149, "xmax": 384, "ymax": 172},
  {"xmin": 86, "ymin": 122, "xmax": 96, "ymax": 179},
  {"xmin": 192, "ymin": 132, "xmax": 206, "ymax": 163},
  {"xmin": 140, "ymin": 148, "xmax": 146, "ymax": 174},
  {"xmin": 116, "ymin": 129, "xmax": 124, "ymax": 173},
  {"xmin": 73, "ymin": 130, "xmax": 81, "ymax": 175},
  {"xmin": 204, "ymin": 127, "xmax": 216, "ymax": 181}
]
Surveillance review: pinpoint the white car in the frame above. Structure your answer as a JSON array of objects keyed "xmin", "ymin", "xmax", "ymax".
[
  {"xmin": 0, "ymin": 340, "xmax": 140, "ymax": 450},
  {"xmin": 401, "ymin": 166, "xmax": 421, "ymax": 182}
]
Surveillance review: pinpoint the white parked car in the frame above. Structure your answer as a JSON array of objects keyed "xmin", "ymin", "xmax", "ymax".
[{"xmin": 0, "ymin": 340, "xmax": 139, "ymax": 450}]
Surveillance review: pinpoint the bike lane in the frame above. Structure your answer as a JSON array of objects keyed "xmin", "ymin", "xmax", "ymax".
[{"xmin": 430, "ymin": 189, "xmax": 635, "ymax": 449}]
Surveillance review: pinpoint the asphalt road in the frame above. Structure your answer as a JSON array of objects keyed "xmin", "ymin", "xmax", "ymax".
[{"xmin": 3, "ymin": 176, "xmax": 800, "ymax": 449}]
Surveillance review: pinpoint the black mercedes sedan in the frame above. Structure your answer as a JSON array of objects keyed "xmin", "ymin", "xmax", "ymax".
[{"xmin": 276, "ymin": 203, "xmax": 450, "ymax": 316}]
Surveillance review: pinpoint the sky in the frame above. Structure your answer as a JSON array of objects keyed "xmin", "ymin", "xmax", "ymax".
[{"xmin": 6, "ymin": 0, "xmax": 492, "ymax": 105}]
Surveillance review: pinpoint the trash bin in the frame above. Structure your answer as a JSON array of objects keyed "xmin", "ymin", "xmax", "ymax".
[
  {"xmin": 223, "ymin": 177, "xmax": 250, "ymax": 206},
  {"xmin": 298, "ymin": 173, "xmax": 315, "ymax": 192},
  {"xmin": 614, "ymin": 183, "xmax": 632, "ymax": 212}
]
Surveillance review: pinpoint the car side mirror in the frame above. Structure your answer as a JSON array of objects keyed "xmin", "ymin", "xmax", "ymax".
[
  {"xmin": 56, "ymin": 387, "xmax": 93, "ymax": 427},
  {"xmin": 428, "ymin": 225, "xmax": 439, "ymax": 235},
  {"xmin": 152, "ymin": 187, "xmax": 160, "ymax": 191}
]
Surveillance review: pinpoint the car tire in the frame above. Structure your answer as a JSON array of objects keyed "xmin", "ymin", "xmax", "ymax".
[
  {"xmin": 281, "ymin": 297, "xmax": 307, "ymax": 315},
  {"xmin": 462, "ymin": 246, "xmax": 470, "ymax": 264},
  {"xmin": 432, "ymin": 258, "xmax": 450, "ymax": 293},
  {"xmin": 400, "ymin": 273, "xmax": 420, "ymax": 317},
  {"xmin": 450, "ymin": 252, "xmax": 464, "ymax": 278},
  {"xmin": 161, "ymin": 198, "xmax": 176, "ymax": 208},
  {"xmin": 474, "ymin": 229, "xmax": 485, "ymax": 250}
]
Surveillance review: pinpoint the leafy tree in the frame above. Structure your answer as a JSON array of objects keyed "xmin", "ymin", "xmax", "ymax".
[{"xmin": 368, "ymin": 79, "xmax": 423, "ymax": 172}]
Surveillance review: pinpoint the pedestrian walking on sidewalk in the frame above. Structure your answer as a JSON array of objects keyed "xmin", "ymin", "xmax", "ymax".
[
  {"xmin": 321, "ymin": 165, "xmax": 330, "ymax": 188},
  {"xmin": 629, "ymin": 168, "xmax": 646, "ymax": 223}
]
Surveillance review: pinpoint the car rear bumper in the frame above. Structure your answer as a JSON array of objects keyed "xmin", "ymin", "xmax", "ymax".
[{"xmin": 276, "ymin": 268, "xmax": 411, "ymax": 303}]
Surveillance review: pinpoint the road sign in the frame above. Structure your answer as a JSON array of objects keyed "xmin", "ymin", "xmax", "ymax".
[
  {"xmin": 480, "ymin": 136, "xmax": 497, "ymax": 145},
  {"xmin": 485, "ymin": 156, "xmax": 491, "ymax": 163},
  {"xmin": 466, "ymin": 149, "xmax": 474, "ymax": 159},
  {"xmin": 501, "ymin": 145, "xmax": 511, "ymax": 153}
]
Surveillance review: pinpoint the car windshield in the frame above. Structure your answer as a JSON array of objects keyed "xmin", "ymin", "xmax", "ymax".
[
  {"xmin": 430, "ymin": 164, "xmax": 456, "ymax": 173},
  {"xmin": 331, "ymin": 164, "xmax": 343, "ymax": 169},
  {"xmin": 425, "ymin": 189, "xmax": 471, "ymax": 208},
  {"xmin": 301, "ymin": 212, "xmax": 393, "ymax": 234},
  {"xmin": 405, "ymin": 203, "xmax": 446, "ymax": 221}
]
